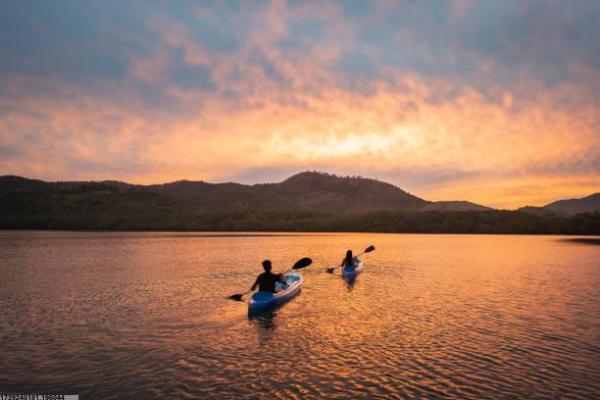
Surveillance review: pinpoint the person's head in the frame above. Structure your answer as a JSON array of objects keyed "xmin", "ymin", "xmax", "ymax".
[
  {"xmin": 262, "ymin": 259, "xmax": 272, "ymax": 272},
  {"xmin": 345, "ymin": 250, "xmax": 352, "ymax": 259}
]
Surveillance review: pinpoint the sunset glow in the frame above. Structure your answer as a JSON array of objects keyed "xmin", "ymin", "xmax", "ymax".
[{"xmin": 1, "ymin": 1, "xmax": 598, "ymax": 208}]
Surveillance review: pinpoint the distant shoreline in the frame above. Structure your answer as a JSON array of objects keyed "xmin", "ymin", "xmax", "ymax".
[
  {"xmin": 2, "ymin": 173, "xmax": 599, "ymax": 235},
  {"xmin": 562, "ymin": 238, "xmax": 600, "ymax": 245},
  {"xmin": 1, "ymin": 228, "xmax": 599, "ymax": 237}
]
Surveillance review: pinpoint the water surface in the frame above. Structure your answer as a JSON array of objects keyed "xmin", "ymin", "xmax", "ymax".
[{"xmin": 1, "ymin": 232, "xmax": 599, "ymax": 399}]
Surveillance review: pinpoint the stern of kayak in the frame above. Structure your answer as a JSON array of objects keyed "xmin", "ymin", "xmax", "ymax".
[
  {"xmin": 342, "ymin": 258, "xmax": 364, "ymax": 280},
  {"xmin": 248, "ymin": 271, "xmax": 303, "ymax": 316}
]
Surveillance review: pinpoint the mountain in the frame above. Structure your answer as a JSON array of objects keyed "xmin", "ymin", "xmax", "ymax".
[
  {"xmin": 2, "ymin": 171, "xmax": 598, "ymax": 233},
  {"xmin": 516, "ymin": 206, "xmax": 557, "ymax": 217},
  {"xmin": 0, "ymin": 175, "xmax": 49, "ymax": 192},
  {"xmin": 140, "ymin": 171, "xmax": 430, "ymax": 214},
  {"xmin": 519, "ymin": 193, "xmax": 600, "ymax": 216},
  {"xmin": 148, "ymin": 172, "xmax": 494, "ymax": 213},
  {"xmin": 273, "ymin": 172, "xmax": 429, "ymax": 212},
  {"xmin": 419, "ymin": 201, "xmax": 494, "ymax": 212},
  {"xmin": 543, "ymin": 193, "xmax": 600, "ymax": 215},
  {"xmin": 0, "ymin": 171, "xmax": 500, "ymax": 217}
]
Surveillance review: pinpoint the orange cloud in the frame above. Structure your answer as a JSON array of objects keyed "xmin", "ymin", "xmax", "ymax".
[{"xmin": 0, "ymin": 1, "xmax": 598, "ymax": 209}]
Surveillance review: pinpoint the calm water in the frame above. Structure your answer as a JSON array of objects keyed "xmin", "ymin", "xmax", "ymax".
[{"xmin": 1, "ymin": 232, "xmax": 599, "ymax": 399}]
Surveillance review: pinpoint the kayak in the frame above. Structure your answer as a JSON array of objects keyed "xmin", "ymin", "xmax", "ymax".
[
  {"xmin": 341, "ymin": 258, "xmax": 364, "ymax": 279},
  {"xmin": 248, "ymin": 271, "xmax": 303, "ymax": 315}
]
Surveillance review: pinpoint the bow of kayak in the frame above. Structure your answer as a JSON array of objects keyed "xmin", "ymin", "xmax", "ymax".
[
  {"xmin": 248, "ymin": 271, "xmax": 303, "ymax": 316},
  {"xmin": 341, "ymin": 258, "xmax": 364, "ymax": 279}
]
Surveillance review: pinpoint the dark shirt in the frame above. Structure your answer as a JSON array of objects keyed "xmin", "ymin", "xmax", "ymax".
[
  {"xmin": 253, "ymin": 272, "xmax": 285, "ymax": 293},
  {"xmin": 342, "ymin": 256, "xmax": 355, "ymax": 269}
]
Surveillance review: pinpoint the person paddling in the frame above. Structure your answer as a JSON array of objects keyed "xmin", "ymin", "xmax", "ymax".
[
  {"xmin": 341, "ymin": 250, "xmax": 356, "ymax": 270},
  {"xmin": 251, "ymin": 260, "xmax": 287, "ymax": 293}
]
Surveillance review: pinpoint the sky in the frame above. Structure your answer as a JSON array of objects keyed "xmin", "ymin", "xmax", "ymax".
[{"xmin": 0, "ymin": 0, "xmax": 599, "ymax": 209}]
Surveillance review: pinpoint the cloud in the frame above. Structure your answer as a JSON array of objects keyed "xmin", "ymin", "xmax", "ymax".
[{"xmin": 0, "ymin": 0, "xmax": 598, "ymax": 208}]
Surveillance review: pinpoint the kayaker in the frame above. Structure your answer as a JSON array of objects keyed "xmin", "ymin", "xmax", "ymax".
[
  {"xmin": 251, "ymin": 260, "xmax": 287, "ymax": 293},
  {"xmin": 341, "ymin": 250, "xmax": 355, "ymax": 270}
]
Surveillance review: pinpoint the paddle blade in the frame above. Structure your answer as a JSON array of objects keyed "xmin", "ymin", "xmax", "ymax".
[
  {"xmin": 364, "ymin": 245, "xmax": 376, "ymax": 253},
  {"xmin": 292, "ymin": 257, "xmax": 312, "ymax": 269},
  {"xmin": 227, "ymin": 294, "xmax": 245, "ymax": 301}
]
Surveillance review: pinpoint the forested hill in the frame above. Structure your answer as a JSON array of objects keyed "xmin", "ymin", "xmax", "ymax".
[
  {"xmin": 146, "ymin": 171, "xmax": 430, "ymax": 214},
  {"xmin": 519, "ymin": 193, "xmax": 600, "ymax": 216},
  {"xmin": 1, "ymin": 172, "xmax": 599, "ymax": 233}
]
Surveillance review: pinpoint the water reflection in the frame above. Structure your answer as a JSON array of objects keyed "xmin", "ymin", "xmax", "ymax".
[
  {"xmin": 344, "ymin": 276, "xmax": 357, "ymax": 289},
  {"xmin": 562, "ymin": 237, "xmax": 600, "ymax": 246},
  {"xmin": 249, "ymin": 310, "xmax": 277, "ymax": 330},
  {"xmin": 1, "ymin": 232, "xmax": 599, "ymax": 399}
]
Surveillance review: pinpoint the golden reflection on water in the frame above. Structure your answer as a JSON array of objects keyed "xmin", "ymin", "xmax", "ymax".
[{"xmin": 0, "ymin": 232, "xmax": 599, "ymax": 399}]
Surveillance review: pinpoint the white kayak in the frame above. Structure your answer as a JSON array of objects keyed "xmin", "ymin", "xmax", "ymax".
[
  {"xmin": 341, "ymin": 258, "xmax": 364, "ymax": 280},
  {"xmin": 248, "ymin": 271, "xmax": 303, "ymax": 315}
]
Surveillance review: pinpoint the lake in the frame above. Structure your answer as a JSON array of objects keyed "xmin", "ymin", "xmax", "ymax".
[{"xmin": 1, "ymin": 231, "xmax": 599, "ymax": 399}]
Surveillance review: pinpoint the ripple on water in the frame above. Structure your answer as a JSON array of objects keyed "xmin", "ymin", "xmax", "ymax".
[{"xmin": 1, "ymin": 232, "xmax": 599, "ymax": 399}]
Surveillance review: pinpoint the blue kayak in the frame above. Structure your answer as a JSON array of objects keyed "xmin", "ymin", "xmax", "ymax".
[
  {"xmin": 248, "ymin": 271, "xmax": 303, "ymax": 315},
  {"xmin": 341, "ymin": 258, "xmax": 364, "ymax": 279}
]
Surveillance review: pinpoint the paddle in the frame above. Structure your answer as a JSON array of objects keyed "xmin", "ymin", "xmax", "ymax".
[
  {"xmin": 326, "ymin": 245, "xmax": 375, "ymax": 274},
  {"xmin": 227, "ymin": 257, "xmax": 312, "ymax": 301}
]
